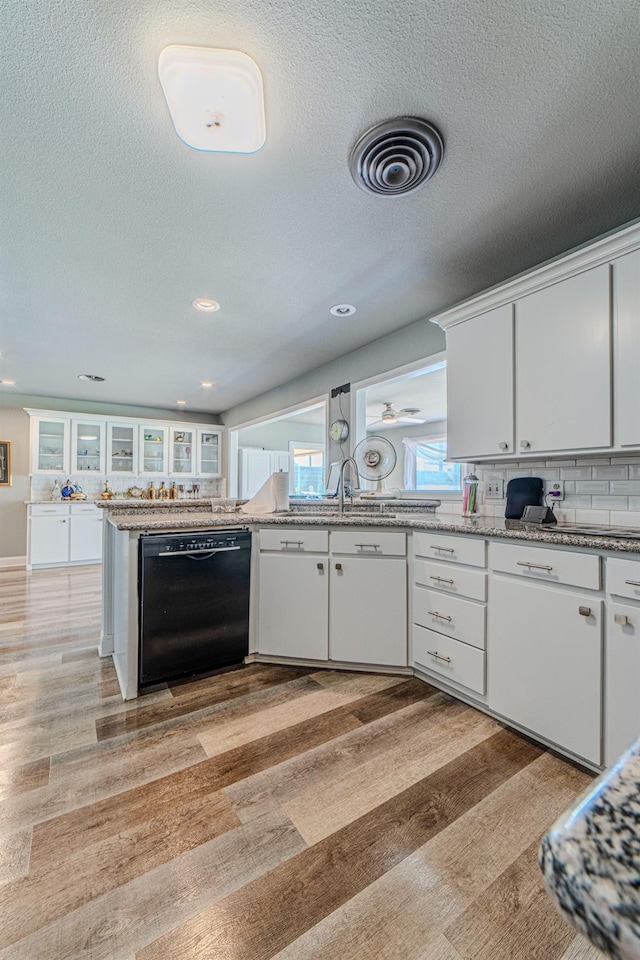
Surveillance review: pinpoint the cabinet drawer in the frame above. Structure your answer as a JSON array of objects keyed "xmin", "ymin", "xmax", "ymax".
[
  {"xmin": 330, "ymin": 530, "xmax": 406, "ymax": 557},
  {"xmin": 413, "ymin": 625, "xmax": 485, "ymax": 695},
  {"xmin": 260, "ymin": 528, "xmax": 329, "ymax": 553},
  {"xmin": 490, "ymin": 541, "xmax": 600, "ymax": 590},
  {"xmin": 414, "ymin": 559, "xmax": 487, "ymax": 601},
  {"xmin": 70, "ymin": 503, "xmax": 101, "ymax": 515},
  {"xmin": 413, "ymin": 587, "xmax": 486, "ymax": 649},
  {"xmin": 413, "ymin": 531, "xmax": 486, "ymax": 568},
  {"xmin": 607, "ymin": 557, "xmax": 640, "ymax": 600},
  {"xmin": 30, "ymin": 504, "xmax": 69, "ymax": 516}
]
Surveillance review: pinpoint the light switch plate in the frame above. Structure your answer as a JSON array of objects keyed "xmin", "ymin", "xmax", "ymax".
[{"xmin": 486, "ymin": 479, "xmax": 505, "ymax": 500}]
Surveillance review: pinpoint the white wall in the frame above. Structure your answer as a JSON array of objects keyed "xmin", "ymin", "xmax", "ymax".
[{"xmin": 238, "ymin": 420, "xmax": 325, "ymax": 451}]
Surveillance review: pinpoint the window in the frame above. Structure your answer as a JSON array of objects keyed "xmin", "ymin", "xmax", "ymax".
[
  {"xmin": 403, "ymin": 437, "xmax": 462, "ymax": 492},
  {"xmin": 290, "ymin": 444, "xmax": 325, "ymax": 496}
]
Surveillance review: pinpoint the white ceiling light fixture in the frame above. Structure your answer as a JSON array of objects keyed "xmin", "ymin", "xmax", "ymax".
[
  {"xmin": 201, "ymin": 381, "xmax": 213, "ymax": 388},
  {"xmin": 78, "ymin": 374, "xmax": 105, "ymax": 382},
  {"xmin": 192, "ymin": 298, "xmax": 220, "ymax": 313},
  {"xmin": 176, "ymin": 399, "xmax": 187, "ymax": 405},
  {"xmin": 158, "ymin": 45, "xmax": 266, "ymax": 153},
  {"xmin": 330, "ymin": 304, "xmax": 357, "ymax": 317},
  {"xmin": 0, "ymin": 379, "xmax": 16, "ymax": 386}
]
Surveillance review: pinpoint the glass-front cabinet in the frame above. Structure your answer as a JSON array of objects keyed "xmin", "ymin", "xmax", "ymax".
[
  {"xmin": 197, "ymin": 429, "xmax": 221, "ymax": 477},
  {"xmin": 139, "ymin": 424, "xmax": 168, "ymax": 475},
  {"xmin": 107, "ymin": 423, "xmax": 137, "ymax": 474},
  {"xmin": 71, "ymin": 420, "xmax": 106, "ymax": 474},
  {"xmin": 33, "ymin": 417, "xmax": 70, "ymax": 474},
  {"xmin": 169, "ymin": 428, "xmax": 195, "ymax": 475}
]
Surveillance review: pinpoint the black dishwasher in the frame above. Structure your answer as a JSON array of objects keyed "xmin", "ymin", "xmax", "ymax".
[{"xmin": 139, "ymin": 528, "xmax": 251, "ymax": 687}]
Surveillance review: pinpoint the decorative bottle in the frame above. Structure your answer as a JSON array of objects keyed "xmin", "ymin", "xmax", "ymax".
[
  {"xmin": 148, "ymin": 481, "xmax": 156, "ymax": 500},
  {"xmin": 51, "ymin": 479, "xmax": 62, "ymax": 501},
  {"xmin": 159, "ymin": 481, "xmax": 168, "ymax": 500},
  {"xmin": 169, "ymin": 482, "xmax": 178, "ymax": 500}
]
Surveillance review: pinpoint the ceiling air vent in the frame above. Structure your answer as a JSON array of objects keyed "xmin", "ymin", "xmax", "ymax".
[{"xmin": 349, "ymin": 117, "xmax": 444, "ymax": 196}]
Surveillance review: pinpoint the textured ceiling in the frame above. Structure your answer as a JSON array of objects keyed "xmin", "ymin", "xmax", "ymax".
[
  {"xmin": 2, "ymin": 0, "xmax": 640, "ymax": 414},
  {"xmin": 365, "ymin": 365, "xmax": 447, "ymax": 427}
]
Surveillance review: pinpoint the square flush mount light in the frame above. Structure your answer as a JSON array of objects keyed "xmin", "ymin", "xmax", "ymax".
[{"xmin": 158, "ymin": 45, "xmax": 266, "ymax": 153}]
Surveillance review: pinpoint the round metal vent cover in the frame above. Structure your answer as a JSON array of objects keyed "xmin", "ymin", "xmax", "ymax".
[{"xmin": 349, "ymin": 117, "xmax": 444, "ymax": 196}]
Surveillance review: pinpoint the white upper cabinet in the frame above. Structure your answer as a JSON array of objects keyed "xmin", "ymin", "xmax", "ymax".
[
  {"xmin": 31, "ymin": 417, "xmax": 70, "ymax": 474},
  {"xmin": 71, "ymin": 419, "xmax": 106, "ymax": 475},
  {"xmin": 613, "ymin": 249, "xmax": 640, "ymax": 447},
  {"xmin": 446, "ymin": 304, "xmax": 514, "ymax": 460},
  {"xmin": 139, "ymin": 425, "xmax": 168, "ymax": 476},
  {"xmin": 515, "ymin": 265, "xmax": 611, "ymax": 454},
  {"xmin": 169, "ymin": 427, "xmax": 195, "ymax": 476},
  {"xmin": 197, "ymin": 429, "xmax": 221, "ymax": 477},
  {"xmin": 107, "ymin": 422, "xmax": 137, "ymax": 475}
]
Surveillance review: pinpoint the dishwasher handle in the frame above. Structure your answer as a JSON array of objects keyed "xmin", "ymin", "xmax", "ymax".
[{"xmin": 157, "ymin": 545, "xmax": 243, "ymax": 558}]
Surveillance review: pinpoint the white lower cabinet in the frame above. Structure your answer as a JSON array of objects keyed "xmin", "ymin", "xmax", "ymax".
[
  {"xmin": 330, "ymin": 556, "xmax": 407, "ymax": 666},
  {"xmin": 605, "ymin": 601, "xmax": 640, "ymax": 764},
  {"xmin": 258, "ymin": 553, "xmax": 329, "ymax": 660},
  {"xmin": 69, "ymin": 515, "xmax": 104, "ymax": 562},
  {"xmin": 488, "ymin": 576, "xmax": 602, "ymax": 764},
  {"xmin": 30, "ymin": 515, "xmax": 70, "ymax": 566}
]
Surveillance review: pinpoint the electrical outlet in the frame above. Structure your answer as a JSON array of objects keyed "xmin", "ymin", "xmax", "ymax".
[
  {"xmin": 486, "ymin": 479, "xmax": 505, "ymax": 500},
  {"xmin": 546, "ymin": 480, "xmax": 565, "ymax": 502}
]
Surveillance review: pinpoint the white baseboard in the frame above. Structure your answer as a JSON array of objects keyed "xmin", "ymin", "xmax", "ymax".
[{"xmin": 0, "ymin": 555, "xmax": 26, "ymax": 570}]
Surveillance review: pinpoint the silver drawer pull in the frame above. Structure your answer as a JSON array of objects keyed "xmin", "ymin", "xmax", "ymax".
[
  {"xmin": 624, "ymin": 579, "xmax": 640, "ymax": 587},
  {"xmin": 428, "ymin": 610, "xmax": 453, "ymax": 622},
  {"xmin": 517, "ymin": 561, "xmax": 553, "ymax": 572},
  {"xmin": 280, "ymin": 540, "xmax": 304, "ymax": 547},
  {"xmin": 578, "ymin": 606, "xmax": 591, "ymax": 618},
  {"xmin": 429, "ymin": 545, "xmax": 454, "ymax": 553},
  {"xmin": 355, "ymin": 543, "xmax": 380, "ymax": 550},
  {"xmin": 427, "ymin": 650, "xmax": 452, "ymax": 663},
  {"xmin": 614, "ymin": 613, "xmax": 630, "ymax": 626},
  {"xmin": 430, "ymin": 575, "xmax": 455, "ymax": 585}
]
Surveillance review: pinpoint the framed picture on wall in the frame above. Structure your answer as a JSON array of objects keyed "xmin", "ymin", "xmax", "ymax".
[{"xmin": 0, "ymin": 441, "xmax": 11, "ymax": 486}]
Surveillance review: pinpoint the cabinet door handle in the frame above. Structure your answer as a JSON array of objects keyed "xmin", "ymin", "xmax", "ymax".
[
  {"xmin": 517, "ymin": 561, "xmax": 553, "ymax": 572},
  {"xmin": 429, "ymin": 575, "xmax": 455, "ymax": 585},
  {"xmin": 427, "ymin": 650, "xmax": 452, "ymax": 663},
  {"xmin": 624, "ymin": 579, "xmax": 640, "ymax": 587},
  {"xmin": 355, "ymin": 543, "xmax": 380, "ymax": 550},
  {"xmin": 429, "ymin": 545, "xmax": 454, "ymax": 553},
  {"xmin": 335, "ymin": 563, "xmax": 342, "ymax": 571},
  {"xmin": 280, "ymin": 540, "xmax": 303, "ymax": 548},
  {"xmin": 578, "ymin": 606, "xmax": 591, "ymax": 618},
  {"xmin": 428, "ymin": 610, "xmax": 453, "ymax": 622},
  {"xmin": 520, "ymin": 440, "xmax": 531, "ymax": 449},
  {"xmin": 498, "ymin": 442, "xmax": 509, "ymax": 451},
  {"xmin": 317, "ymin": 562, "xmax": 324, "ymax": 571},
  {"xmin": 614, "ymin": 613, "xmax": 630, "ymax": 626}
]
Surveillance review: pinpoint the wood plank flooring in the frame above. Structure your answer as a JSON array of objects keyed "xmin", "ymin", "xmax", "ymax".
[{"xmin": 0, "ymin": 564, "xmax": 604, "ymax": 960}]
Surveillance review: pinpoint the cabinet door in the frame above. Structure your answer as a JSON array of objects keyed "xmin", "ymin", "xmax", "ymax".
[
  {"xmin": 330, "ymin": 557, "xmax": 407, "ymax": 666},
  {"xmin": 488, "ymin": 576, "xmax": 602, "ymax": 763},
  {"xmin": 258, "ymin": 554, "xmax": 328, "ymax": 659},
  {"xmin": 197, "ymin": 430, "xmax": 221, "ymax": 477},
  {"xmin": 169, "ymin": 427, "xmax": 195, "ymax": 476},
  {"xmin": 32, "ymin": 417, "xmax": 70, "ymax": 474},
  {"xmin": 107, "ymin": 422, "xmax": 137, "ymax": 475},
  {"xmin": 614, "ymin": 249, "xmax": 640, "ymax": 447},
  {"xmin": 30, "ymin": 516, "xmax": 69, "ymax": 565},
  {"xmin": 240, "ymin": 449, "xmax": 272, "ymax": 498},
  {"xmin": 71, "ymin": 419, "xmax": 106, "ymax": 475},
  {"xmin": 139, "ymin": 425, "xmax": 168, "ymax": 476},
  {"xmin": 271, "ymin": 452, "xmax": 291, "ymax": 473},
  {"xmin": 516, "ymin": 265, "xmax": 611, "ymax": 453},
  {"xmin": 69, "ymin": 516, "xmax": 103, "ymax": 562},
  {"xmin": 605, "ymin": 601, "xmax": 640, "ymax": 765},
  {"xmin": 446, "ymin": 305, "xmax": 514, "ymax": 460}
]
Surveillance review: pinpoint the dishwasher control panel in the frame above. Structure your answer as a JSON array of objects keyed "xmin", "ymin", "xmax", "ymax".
[{"xmin": 141, "ymin": 528, "xmax": 250, "ymax": 556}]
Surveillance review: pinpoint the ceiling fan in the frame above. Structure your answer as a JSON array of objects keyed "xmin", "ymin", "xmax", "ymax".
[{"xmin": 366, "ymin": 402, "xmax": 426, "ymax": 426}]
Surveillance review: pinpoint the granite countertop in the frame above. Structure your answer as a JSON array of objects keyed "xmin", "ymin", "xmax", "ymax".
[
  {"xmin": 540, "ymin": 739, "xmax": 640, "ymax": 959},
  {"xmin": 106, "ymin": 510, "xmax": 640, "ymax": 553}
]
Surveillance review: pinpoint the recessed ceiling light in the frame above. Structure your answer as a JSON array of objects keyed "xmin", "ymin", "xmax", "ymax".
[
  {"xmin": 192, "ymin": 298, "xmax": 220, "ymax": 313},
  {"xmin": 176, "ymin": 400, "xmax": 187, "ymax": 405},
  {"xmin": 0, "ymin": 379, "xmax": 16, "ymax": 386},
  {"xmin": 78, "ymin": 374, "xmax": 106, "ymax": 382},
  {"xmin": 158, "ymin": 45, "xmax": 266, "ymax": 153},
  {"xmin": 330, "ymin": 304, "xmax": 357, "ymax": 317},
  {"xmin": 201, "ymin": 381, "xmax": 213, "ymax": 388}
]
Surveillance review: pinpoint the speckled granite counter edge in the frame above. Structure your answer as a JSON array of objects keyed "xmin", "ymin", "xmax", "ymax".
[
  {"xmin": 107, "ymin": 511, "xmax": 640, "ymax": 553},
  {"xmin": 540, "ymin": 739, "xmax": 640, "ymax": 959}
]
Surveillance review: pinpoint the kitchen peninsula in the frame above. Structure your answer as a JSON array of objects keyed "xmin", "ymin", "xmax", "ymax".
[{"xmin": 100, "ymin": 499, "xmax": 640, "ymax": 777}]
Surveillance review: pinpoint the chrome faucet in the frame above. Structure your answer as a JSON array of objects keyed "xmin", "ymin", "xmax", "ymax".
[{"xmin": 339, "ymin": 457, "xmax": 360, "ymax": 514}]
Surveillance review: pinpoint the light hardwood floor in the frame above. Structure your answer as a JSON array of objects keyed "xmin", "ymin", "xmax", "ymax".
[{"xmin": 0, "ymin": 564, "xmax": 604, "ymax": 960}]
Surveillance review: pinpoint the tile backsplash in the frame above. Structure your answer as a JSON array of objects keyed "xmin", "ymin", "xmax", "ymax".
[
  {"xmin": 30, "ymin": 475, "xmax": 224, "ymax": 501},
  {"xmin": 474, "ymin": 455, "xmax": 640, "ymax": 527}
]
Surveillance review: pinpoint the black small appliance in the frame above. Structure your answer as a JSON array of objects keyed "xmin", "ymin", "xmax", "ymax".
[{"xmin": 505, "ymin": 477, "xmax": 544, "ymax": 520}]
